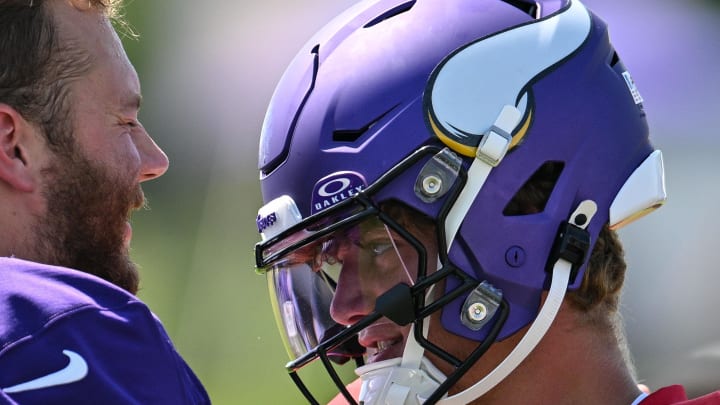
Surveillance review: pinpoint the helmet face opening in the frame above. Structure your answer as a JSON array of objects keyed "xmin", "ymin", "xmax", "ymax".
[
  {"xmin": 263, "ymin": 206, "xmax": 431, "ymax": 363},
  {"xmin": 257, "ymin": 147, "xmax": 452, "ymax": 363}
]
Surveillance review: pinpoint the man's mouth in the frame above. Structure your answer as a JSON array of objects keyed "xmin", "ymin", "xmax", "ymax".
[
  {"xmin": 124, "ymin": 187, "xmax": 144, "ymax": 249},
  {"xmin": 366, "ymin": 338, "xmax": 404, "ymax": 363},
  {"xmin": 123, "ymin": 221, "xmax": 132, "ymax": 248},
  {"xmin": 376, "ymin": 339, "xmax": 401, "ymax": 353},
  {"xmin": 131, "ymin": 186, "xmax": 146, "ymax": 210},
  {"xmin": 358, "ymin": 321, "xmax": 409, "ymax": 363}
]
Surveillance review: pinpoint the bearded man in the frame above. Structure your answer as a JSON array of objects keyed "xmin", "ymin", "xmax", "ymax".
[{"xmin": 0, "ymin": 1, "xmax": 209, "ymax": 403}]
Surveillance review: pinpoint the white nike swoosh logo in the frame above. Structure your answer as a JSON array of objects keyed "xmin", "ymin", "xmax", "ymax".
[{"xmin": 2, "ymin": 350, "xmax": 88, "ymax": 393}]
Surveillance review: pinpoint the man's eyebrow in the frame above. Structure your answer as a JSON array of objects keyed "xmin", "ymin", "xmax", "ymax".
[
  {"xmin": 361, "ymin": 227, "xmax": 395, "ymax": 239},
  {"xmin": 124, "ymin": 93, "xmax": 142, "ymax": 110}
]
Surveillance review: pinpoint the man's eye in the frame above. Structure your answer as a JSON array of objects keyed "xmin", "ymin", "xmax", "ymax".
[
  {"xmin": 369, "ymin": 243, "xmax": 392, "ymax": 256},
  {"xmin": 119, "ymin": 118, "xmax": 140, "ymax": 128}
]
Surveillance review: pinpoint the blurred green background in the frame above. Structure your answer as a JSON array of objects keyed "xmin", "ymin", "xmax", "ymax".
[{"xmin": 119, "ymin": 1, "xmax": 720, "ymax": 403}]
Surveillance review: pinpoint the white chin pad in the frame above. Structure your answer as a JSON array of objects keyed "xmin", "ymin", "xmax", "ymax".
[
  {"xmin": 609, "ymin": 150, "xmax": 666, "ymax": 230},
  {"xmin": 355, "ymin": 357, "xmax": 447, "ymax": 405}
]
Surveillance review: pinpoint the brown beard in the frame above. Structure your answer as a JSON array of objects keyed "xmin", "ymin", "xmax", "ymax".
[{"xmin": 34, "ymin": 146, "xmax": 145, "ymax": 295}]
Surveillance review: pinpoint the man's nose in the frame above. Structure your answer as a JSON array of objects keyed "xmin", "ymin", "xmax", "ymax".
[
  {"xmin": 134, "ymin": 127, "xmax": 169, "ymax": 182},
  {"xmin": 328, "ymin": 254, "xmax": 374, "ymax": 326}
]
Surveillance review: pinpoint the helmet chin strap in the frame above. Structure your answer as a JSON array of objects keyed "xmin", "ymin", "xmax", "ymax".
[
  {"xmin": 355, "ymin": 104, "xmax": 598, "ymax": 404},
  {"xmin": 439, "ymin": 201, "xmax": 596, "ymax": 404},
  {"xmin": 355, "ymin": 200, "xmax": 596, "ymax": 405},
  {"xmin": 438, "ymin": 257, "xmax": 571, "ymax": 404},
  {"xmin": 444, "ymin": 105, "xmax": 521, "ymax": 250}
]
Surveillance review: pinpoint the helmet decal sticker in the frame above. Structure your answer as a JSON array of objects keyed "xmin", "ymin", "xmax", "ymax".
[
  {"xmin": 311, "ymin": 171, "xmax": 367, "ymax": 214},
  {"xmin": 256, "ymin": 195, "xmax": 303, "ymax": 240},
  {"xmin": 256, "ymin": 212, "xmax": 277, "ymax": 233},
  {"xmin": 621, "ymin": 71, "xmax": 644, "ymax": 105},
  {"xmin": 424, "ymin": 0, "xmax": 592, "ymax": 157}
]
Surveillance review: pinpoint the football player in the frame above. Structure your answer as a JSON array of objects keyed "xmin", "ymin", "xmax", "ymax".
[
  {"xmin": 254, "ymin": 0, "xmax": 718, "ymax": 403},
  {"xmin": 0, "ymin": 1, "xmax": 208, "ymax": 403}
]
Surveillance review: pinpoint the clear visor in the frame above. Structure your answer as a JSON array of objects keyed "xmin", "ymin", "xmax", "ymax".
[{"xmin": 265, "ymin": 212, "xmax": 425, "ymax": 362}]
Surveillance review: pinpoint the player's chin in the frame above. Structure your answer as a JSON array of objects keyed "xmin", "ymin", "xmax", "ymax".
[{"xmin": 114, "ymin": 256, "xmax": 140, "ymax": 294}]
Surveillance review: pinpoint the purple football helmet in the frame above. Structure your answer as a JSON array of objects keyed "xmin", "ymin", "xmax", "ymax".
[{"xmin": 255, "ymin": 0, "xmax": 665, "ymax": 403}]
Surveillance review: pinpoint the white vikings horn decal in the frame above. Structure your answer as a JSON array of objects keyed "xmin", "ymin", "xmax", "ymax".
[{"xmin": 425, "ymin": 0, "xmax": 592, "ymax": 157}]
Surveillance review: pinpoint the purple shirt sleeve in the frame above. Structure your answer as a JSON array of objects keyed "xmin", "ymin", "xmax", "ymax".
[{"xmin": 0, "ymin": 258, "xmax": 210, "ymax": 404}]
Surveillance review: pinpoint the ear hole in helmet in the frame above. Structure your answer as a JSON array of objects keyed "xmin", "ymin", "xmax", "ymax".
[
  {"xmin": 503, "ymin": 161, "xmax": 564, "ymax": 216},
  {"xmin": 363, "ymin": 0, "xmax": 417, "ymax": 28},
  {"xmin": 500, "ymin": 0, "xmax": 541, "ymax": 19}
]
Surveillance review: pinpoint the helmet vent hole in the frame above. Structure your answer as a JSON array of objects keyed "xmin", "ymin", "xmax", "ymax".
[
  {"xmin": 332, "ymin": 108, "xmax": 394, "ymax": 142},
  {"xmin": 610, "ymin": 50, "xmax": 621, "ymax": 67},
  {"xmin": 363, "ymin": 1, "xmax": 416, "ymax": 28},
  {"xmin": 333, "ymin": 128, "xmax": 367, "ymax": 143},
  {"xmin": 503, "ymin": 161, "xmax": 564, "ymax": 216},
  {"xmin": 500, "ymin": 0, "xmax": 540, "ymax": 19}
]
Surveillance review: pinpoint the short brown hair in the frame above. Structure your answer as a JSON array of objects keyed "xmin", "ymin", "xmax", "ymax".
[{"xmin": 0, "ymin": 0, "xmax": 126, "ymax": 154}]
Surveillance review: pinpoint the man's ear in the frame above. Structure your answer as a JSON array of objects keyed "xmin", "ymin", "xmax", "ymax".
[{"xmin": 0, "ymin": 104, "xmax": 37, "ymax": 192}]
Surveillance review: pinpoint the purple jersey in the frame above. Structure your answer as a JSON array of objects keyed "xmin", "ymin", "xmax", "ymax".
[{"xmin": 0, "ymin": 258, "xmax": 209, "ymax": 404}]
